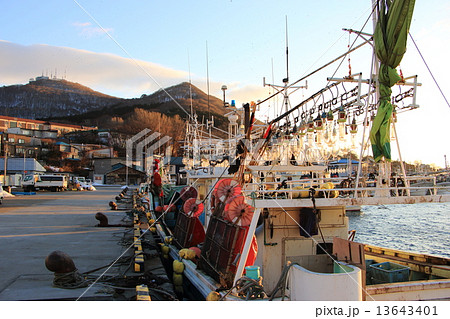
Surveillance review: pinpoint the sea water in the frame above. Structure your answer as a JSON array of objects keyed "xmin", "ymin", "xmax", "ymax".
[{"xmin": 348, "ymin": 202, "xmax": 450, "ymax": 258}]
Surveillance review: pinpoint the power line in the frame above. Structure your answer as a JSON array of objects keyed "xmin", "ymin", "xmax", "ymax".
[{"xmin": 71, "ymin": 0, "xmax": 193, "ymax": 121}]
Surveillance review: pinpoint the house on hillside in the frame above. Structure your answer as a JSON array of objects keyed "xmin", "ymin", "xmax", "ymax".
[
  {"xmin": 55, "ymin": 141, "xmax": 80, "ymax": 160},
  {"xmin": 83, "ymin": 146, "xmax": 115, "ymax": 159}
]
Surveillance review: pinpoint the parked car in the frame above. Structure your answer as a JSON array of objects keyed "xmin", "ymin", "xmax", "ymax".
[{"xmin": 0, "ymin": 183, "xmax": 4, "ymax": 204}]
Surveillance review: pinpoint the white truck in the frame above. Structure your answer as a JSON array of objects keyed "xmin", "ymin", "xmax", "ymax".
[{"xmin": 22, "ymin": 174, "xmax": 68, "ymax": 192}]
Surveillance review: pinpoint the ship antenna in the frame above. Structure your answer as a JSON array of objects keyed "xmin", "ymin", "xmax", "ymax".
[
  {"xmin": 206, "ymin": 41, "xmax": 210, "ymax": 121},
  {"xmin": 263, "ymin": 16, "xmax": 307, "ymax": 120},
  {"xmin": 283, "ymin": 15, "xmax": 290, "ymax": 114},
  {"xmin": 285, "ymin": 15, "xmax": 289, "ymax": 85},
  {"xmin": 188, "ymin": 50, "xmax": 193, "ymax": 118}
]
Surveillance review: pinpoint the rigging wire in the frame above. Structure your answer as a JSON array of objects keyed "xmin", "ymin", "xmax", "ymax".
[
  {"xmin": 257, "ymin": 4, "xmax": 376, "ymax": 111},
  {"xmin": 324, "ymin": 3, "xmax": 376, "ymax": 89},
  {"xmin": 258, "ymin": 42, "xmax": 368, "ymax": 110},
  {"xmin": 299, "ymin": 5, "xmax": 375, "ymax": 82},
  {"xmin": 409, "ymin": 33, "xmax": 450, "ymax": 109},
  {"xmin": 71, "ymin": 0, "xmax": 193, "ymax": 122},
  {"xmin": 267, "ymin": 5, "xmax": 377, "ymax": 126}
]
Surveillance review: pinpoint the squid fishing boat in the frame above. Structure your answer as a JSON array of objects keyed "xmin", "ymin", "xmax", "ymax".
[{"xmin": 139, "ymin": 0, "xmax": 450, "ymax": 301}]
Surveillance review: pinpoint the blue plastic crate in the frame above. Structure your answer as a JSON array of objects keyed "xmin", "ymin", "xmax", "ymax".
[{"xmin": 369, "ymin": 262, "xmax": 410, "ymax": 284}]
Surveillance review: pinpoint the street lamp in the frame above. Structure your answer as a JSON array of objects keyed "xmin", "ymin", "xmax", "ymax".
[
  {"xmin": 221, "ymin": 85, "xmax": 229, "ymax": 107},
  {"xmin": 23, "ymin": 146, "xmax": 38, "ymax": 180}
]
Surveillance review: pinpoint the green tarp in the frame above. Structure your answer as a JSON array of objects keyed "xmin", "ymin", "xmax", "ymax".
[{"xmin": 370, "ymin": 0, "xmax": 415, "ymax": 162}]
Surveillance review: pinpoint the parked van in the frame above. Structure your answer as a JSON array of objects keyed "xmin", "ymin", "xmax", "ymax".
[{"xmin": 70, "ymin": 176, "xmax": 94, "ymax": 190}]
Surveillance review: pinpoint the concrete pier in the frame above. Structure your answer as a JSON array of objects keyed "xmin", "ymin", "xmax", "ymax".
[{"xmin": 0, "ymin": 186, "xmax": 171, "ymax": 300}]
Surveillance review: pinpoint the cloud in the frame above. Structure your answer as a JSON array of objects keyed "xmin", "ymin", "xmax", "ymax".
[
  {"xmin": 191, "ymin": 81, "xmax": 269, "ymax": 107},
  {"xmin": 0, "ymin": 40, "xmax": 268, "ymax": 104},
  {"xmin": 72, "ymin": 22, "xmax": 91, "ymax": 27},
  {"xmin": 72, "ymin": 21, "xmax": 113, "ymax": 38},
  {"xmin": 0, "ymin": 40, "xmax": 190, "ymax": 98}
]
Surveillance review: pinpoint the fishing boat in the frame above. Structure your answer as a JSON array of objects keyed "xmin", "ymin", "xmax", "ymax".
[{"xmin": 138, "ymin": 0, "xmax": 450, "ymax": 301}]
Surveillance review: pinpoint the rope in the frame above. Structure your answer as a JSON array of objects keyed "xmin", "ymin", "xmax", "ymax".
[
  {"xmin": 218, "ymin": 276, "xmax": 267, "ymax": 300},
  {"xmin": 53, "ymin": 269, "xmax": 90, "ymax": 289},
  {"xmin": 235, "ymin": 276, "xmax": 266, "ymax": 300}
]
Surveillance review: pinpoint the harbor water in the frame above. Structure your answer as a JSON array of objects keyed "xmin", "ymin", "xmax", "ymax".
[{"xmin": 348, "ymin": 202, "xmax": 450, "ymax": 258}]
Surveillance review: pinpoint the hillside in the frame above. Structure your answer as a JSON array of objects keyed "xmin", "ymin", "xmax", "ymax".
[
  {"xmin": 135, "ymin": 82, "xmax": 226, "ymax": 116},
  {"xmin": 0, "ymin": 78, "xmax": 123, "ymax": 119},
  {"xmin": 0, "ymin": 78, "xmax": 262, "ymax": 156},
  {"xmin": 47, "ymin": 81, "xmax": 231, "ymax": 133},
  {"xmin": 0, "ymin": 77, "xmax": 230, "ymax": 127}
]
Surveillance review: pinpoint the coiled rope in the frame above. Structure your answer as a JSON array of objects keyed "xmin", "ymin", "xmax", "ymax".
[{"xmin": 53, "ymin": 269, "xmax": 90, "ymax": 289}]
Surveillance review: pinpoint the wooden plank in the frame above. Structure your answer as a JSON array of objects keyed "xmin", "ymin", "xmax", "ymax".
[
  {"xmin": 333, "ymin": 237, "xmax": 366, "ymax": 301},
  {"xmin": 333, "ymin": 238, "xmax": 366, "ymax": 269}
]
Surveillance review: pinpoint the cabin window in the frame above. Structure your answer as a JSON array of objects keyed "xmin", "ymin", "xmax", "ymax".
[
  {"xmin": 40, "ymin": 176, "xmax": 64, "ymax": 182},
  {"xmin": 18, "ymin": 139, "xmax": 25, "ymax": 144},
  {"xmin": 316, "ymin": 242, "xmax": 333, "ymax": 255},
  {"xmin": 10, "ymin": 121, "xmax": 17, "ymax": 128}
]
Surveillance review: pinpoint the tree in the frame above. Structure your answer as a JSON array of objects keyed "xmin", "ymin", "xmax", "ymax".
[{"xmin": 118, "ymin": 108, "xmax": 186, "ymax": 155}]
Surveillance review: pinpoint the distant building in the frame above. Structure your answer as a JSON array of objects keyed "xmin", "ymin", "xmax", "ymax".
[
  {"xmin": 105, "ymin": 163, "xmax": 146, "ymax": 185},
  {"xmin": 328, "ymin": 159, "xmax": 360, "ymax": 177},
  {"xmin": 6, "ymin": 127, "xmax": 58, "ymax": 139},
  {"xmin": 32, "ymin": 75, "xmax": 50, "ymax": 82},
  {"xmin": 163, "ymin": 157, "xmax": 185, "ymax": 184},
  {"xmin": 85, "ymin": 147, "xmax": 114, "ymax": 159},
  {"xmin": 0, "ymin": 115, "xmax": 97, "ymax": 136}
]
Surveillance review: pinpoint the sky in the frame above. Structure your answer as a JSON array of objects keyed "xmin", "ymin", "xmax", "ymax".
[{"xmin": 1, "ymin": 0, "xmax": 449, "ymax": 167}]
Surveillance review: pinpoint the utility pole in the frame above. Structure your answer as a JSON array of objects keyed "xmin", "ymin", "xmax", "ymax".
[{"xmin": 3, "ymin": 140, "xmax": 7, "ymax": 189}]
